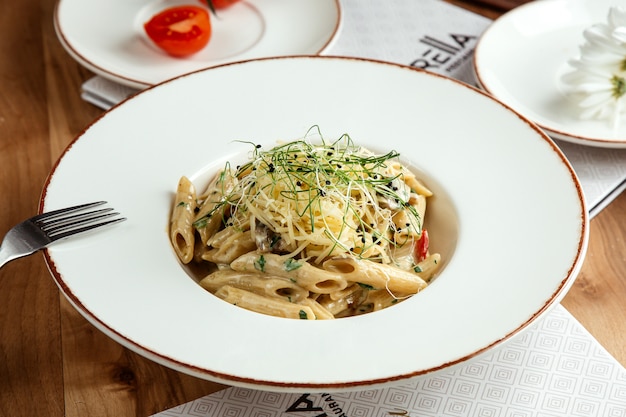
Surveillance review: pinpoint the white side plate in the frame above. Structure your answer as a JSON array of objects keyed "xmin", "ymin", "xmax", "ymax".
[
  {"xmin": 54, "ymin": 0, "xmax": 341, "ymax": 89},
  {"xmin": 474, "ymin": 0, "xmax": 626, "ymax": 147}
]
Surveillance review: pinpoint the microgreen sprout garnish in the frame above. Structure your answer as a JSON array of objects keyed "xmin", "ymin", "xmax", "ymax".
[{"xmin": 194, "ymin": 129, "xmax": 425, "ymax": 265}]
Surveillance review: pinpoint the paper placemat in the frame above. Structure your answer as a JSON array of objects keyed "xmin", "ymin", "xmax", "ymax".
[{"xmin": 154, "ymin": 305, "xmax": 626, "ymax": 417}]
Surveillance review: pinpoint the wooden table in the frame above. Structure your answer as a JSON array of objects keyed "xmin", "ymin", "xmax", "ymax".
[{"xmin": 1, "ymin": 1, "xmax": 624, "ymax": 415}]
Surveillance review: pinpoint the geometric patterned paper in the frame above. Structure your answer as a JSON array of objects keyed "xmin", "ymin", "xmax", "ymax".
[{"xmin": 154, "ymin": 305, "xmax": 626, "ymax": 417}]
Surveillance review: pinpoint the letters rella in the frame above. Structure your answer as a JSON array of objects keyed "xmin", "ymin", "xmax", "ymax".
[
  {"xmin": 285, "ymin": 393, "xmax": 410, "ymax": 417},
  {"xmin": 410, "ymin": 33, "xmax": 476, "ymax": 72}
]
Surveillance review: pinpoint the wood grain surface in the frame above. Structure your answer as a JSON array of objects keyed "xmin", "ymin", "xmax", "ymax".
[{"xmin": 0, "ymin": 1, "xmax": 624, "ymax": 416}]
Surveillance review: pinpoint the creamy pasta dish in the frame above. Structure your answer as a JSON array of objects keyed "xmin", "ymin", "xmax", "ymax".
[{"xmin": 170, "ymin": 133, "xmax": 440, "ymax": 319}]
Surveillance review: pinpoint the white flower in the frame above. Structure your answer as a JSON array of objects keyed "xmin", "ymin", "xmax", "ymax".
[{"xmin": 561, "ymin": 7, "xmax": 626, "ymax": 129}]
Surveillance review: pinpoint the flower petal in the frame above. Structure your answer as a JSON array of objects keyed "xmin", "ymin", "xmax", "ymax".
[
  {"xmin": 613, "ymin": 27, "xmax": 626, "ymax": 44},
  {"xmin": 608, "ymin": 6, "xmax": 626, "ymax": 30},
  {"xmin": 562, "ymin": 6, "xmax": 626, "ymax": 126},
  {"xmin": 578, "ymin": 90, "xmax": 614, "ymax": 107}
]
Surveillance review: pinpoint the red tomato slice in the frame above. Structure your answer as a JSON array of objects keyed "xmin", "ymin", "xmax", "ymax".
[
  {"xmin": 144, "ymin": 6, "xmax": 212, "ymax": 57},
  {"xmin": 212, "ymin": 0, "xmax": 241, "ymax": 8},
  {"xmin": 414, "ymin": 229, "xmax": 429, "ymax": 263},
  {"xmin": 199, "ymin": 0, "xmax": 241, "ymax": 9}
]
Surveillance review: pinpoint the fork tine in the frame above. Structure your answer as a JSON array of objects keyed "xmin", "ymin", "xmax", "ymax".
[
  {"xmin": 40, "ymin": 210, "xmax": 121, "ymax": 238},
  {"xmin": 34, "ymin": 201, "xmax": 107, "ymax": 222},
  {"xmin": 0, "ymin": 202, "xmax": 126, "ymax": 269},
  {"xmin": 38, "ymin": 208, "xmax": 114, "ymax": 229},
  {"xmin": 46, "ymin": 215, "xmax": 126, "ymax": 241},
  {"xmin": 35, "ymin": 201, "xmax": 126, "ymax": 241}
]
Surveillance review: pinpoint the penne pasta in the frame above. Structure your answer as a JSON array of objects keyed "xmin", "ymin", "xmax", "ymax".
[
  {"xmin": 322, "ymin": 256, "xmax": 428, "ymax": 294},
  {"xmin": 170, "ymin": 133, "xmax": 442, "ymax": 319},
  {"xmin": 199, "ymin": 269, "xmax": 309, "ymax": 302},
  {"xmin": 230, "ymin": 252, "xmax": 349, "ymax": 294},
  {"xmin": 367, "ymin": 289, "xmax": 412, "ymax": 312},
  {"xmin": 214, "ymin": 286, "xmax": 317, "ymax": 319},
  {"xmin": 299, "ymin": 298, "xmax": 335, "ymax": 320},
  {"xmin": 413, "ymin": 253, "xmax": 441, "ymax": 282},
  {"xmin": 317, "ymin": 284, "xmax": 368, "ymax": 316},
  {"xmin": 201, "ymin": 229, "xmax": 257, "ymax": 265},
  {"xmin": 170, "ymin": 176, "xmax": 197, "ymax": 264},
  {"xmin": 193, "ymin": 168, "xmax": 238, "ymax": 245}
]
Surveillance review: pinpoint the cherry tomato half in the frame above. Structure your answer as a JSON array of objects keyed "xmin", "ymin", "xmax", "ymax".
[
  {"xmin": 144, "ymin": 6, "xmax": 212, "ymax": 57},
  {"xmin": 414, "ymin": 229, "xmax": 430, "ymax": 263},
  {"xmin": 199, "ymin": 0, "xmax": 242, "ymax": 9},
  {"xmin": 212, "ymin": 0, "xmax": 241, "ymax": 8}
]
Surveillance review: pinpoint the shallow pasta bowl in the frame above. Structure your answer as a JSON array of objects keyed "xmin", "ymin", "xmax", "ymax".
[{"xmin": 41, "ymin": 56, "xmax": 588, "ymax": 392}]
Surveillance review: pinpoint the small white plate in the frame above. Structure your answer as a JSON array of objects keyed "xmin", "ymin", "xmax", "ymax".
[
  {"xmin": 54, "ymin": 0, "xmax": 341, "ymax": 89},
  {"xmin": 474, "ymin": 0, "xmax": 626, "ymax": 148},
  {"xmin": 41, "ymin": 57, "xmax": 587, "ymax": 392}
]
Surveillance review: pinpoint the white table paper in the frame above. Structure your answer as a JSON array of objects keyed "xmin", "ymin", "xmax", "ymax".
[{"xmin": 154, "ymin": 307, "xmax": 626, "ymax": 417}]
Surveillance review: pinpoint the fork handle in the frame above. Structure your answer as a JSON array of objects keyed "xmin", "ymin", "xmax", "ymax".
[
  {"xmin": 0, "ymin": 243, "xmax": 14, "ymax": 269},
  {"xmin": 0, "ymin": 240, "xmax": 35, "ymax": 270}
]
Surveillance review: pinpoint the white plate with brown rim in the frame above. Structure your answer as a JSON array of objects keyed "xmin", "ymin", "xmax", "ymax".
[
  {"xmin": 41, "ymin": 56, "xmax": 588, "ymax": 392},
  {"xmin": 54, "ymin": 0, "xmax": 342, "ymax": 89},
  {"xmin": 474, "ymin": 0, "xmax": 626, "ymax": 148}
]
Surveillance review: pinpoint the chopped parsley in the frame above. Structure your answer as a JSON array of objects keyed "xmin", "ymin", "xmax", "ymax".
[
  {"xmin": 284, "ymin": 258, "xmax": 303, "ymax": 272},
  {"xmin": 254, "ymin": 255, "xmax": 266, "ymax": 272}
]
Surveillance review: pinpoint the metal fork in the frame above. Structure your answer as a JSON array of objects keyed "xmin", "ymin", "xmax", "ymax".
[{"xmin": 0, "ymin": 201, "xmax": 126, "ymax": 269}]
